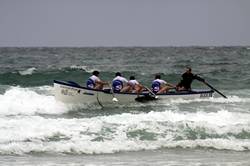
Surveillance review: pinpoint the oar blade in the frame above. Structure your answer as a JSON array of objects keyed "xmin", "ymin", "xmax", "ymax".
[
  {"xmin": 112, "ymin": 97, "xmax": 118, "ymax": 102},
  {"xmin": 205, "ymin": 82, "xmax": 227, "ymax": 99},
  {"xmin": 196, "ymin": 75, "xmax": 227, "ymax": 99}
]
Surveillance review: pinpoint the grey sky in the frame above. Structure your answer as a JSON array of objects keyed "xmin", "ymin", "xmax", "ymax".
[{"xmin": 0, "ymin": 0, "xmax": 250, "ymax": 46}]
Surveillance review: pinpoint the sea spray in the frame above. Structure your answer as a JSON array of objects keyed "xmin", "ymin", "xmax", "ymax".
[{"xmin": 0, "ymin": 87, "xmax": 67, "ymax": 115}]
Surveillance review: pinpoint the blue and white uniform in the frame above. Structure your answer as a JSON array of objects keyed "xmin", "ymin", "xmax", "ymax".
[
  {"xmin": 128, "ymin": 80, "xmax": 139, "ymax": 89},
  {"xmin": 112, "ymin": 76, "xmax": 128, "ymax": 92},
  {"xmin": 152, "ymin": 79, "xmax": 166, "ymax": 93},
  {"xmin": 86, "ymin": 75, "xmax": 101, "ymax": 89}
]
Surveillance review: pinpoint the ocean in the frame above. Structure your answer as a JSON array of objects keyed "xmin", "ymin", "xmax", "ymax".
[{"xmin": 0, "ymin": 47, "xmax": 250, "ymax": 165}]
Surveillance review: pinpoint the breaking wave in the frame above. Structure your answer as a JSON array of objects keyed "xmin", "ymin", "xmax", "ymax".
[
  {"xmin": 0, "ymin": 110, "xmax": 250, "ymax": 154},
  {"xmin": 0, "ymin": 86, "xmax": 68, "ymax": 115}
]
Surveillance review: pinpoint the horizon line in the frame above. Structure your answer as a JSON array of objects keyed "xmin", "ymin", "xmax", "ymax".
[{"xmin": 0, "ymin": 45, "xmax": 250, "ymax": 48}]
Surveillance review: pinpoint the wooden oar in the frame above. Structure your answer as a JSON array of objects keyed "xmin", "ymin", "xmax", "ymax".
[
  {"xmin": 96, "ymin": 93, "xmax": 104, "ymax": 108},
  {"xmin": 203, "ymin": 81, "xmax": 227, "ymax": 99},
  {"xmin": 144, "ymin": 86, "xmax": 158, "ymax": 99},
  {"xmin": 197, "ymin": 76, "xmax": 227, "ymax": 99}
]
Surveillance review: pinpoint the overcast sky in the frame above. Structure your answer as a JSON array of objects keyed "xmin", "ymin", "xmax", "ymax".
[{"xmin": 0, "ymin": 0, "xmax": 250, "ymax": 47}]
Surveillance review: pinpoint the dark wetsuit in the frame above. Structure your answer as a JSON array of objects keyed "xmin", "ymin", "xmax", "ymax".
[{"xmin": 177, "ymin": 72, "xmax": 204, "ymax": 90}]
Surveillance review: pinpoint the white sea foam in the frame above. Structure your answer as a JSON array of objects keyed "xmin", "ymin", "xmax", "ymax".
[
  {"xmin": 18, "ymin": 67, "xmax": 36, "ymax": 75},
  {"xmin": 1, "ymin": 138, "xmax": 250, "ymax": 155},
  {"xmin": 162, "ymin": 139, "xmax": 250, "ymax": 151},
  {"xmin": 0, "ymin": 87, "xmax": 67, "ymax": 115},
  {"xmin": 166, "ymin": 95, "xmax": 250, "ymax": 104},
  {"xmin": 70, "ymin": 65, "xmax": 98, "ymax": 73},
  {"xmin": 70, "ymin": 65, "xmax": 87, "ymax": 71},
  {"xmin": 0, "ymin": 109, "xmax": 250, "ymax": 154}
]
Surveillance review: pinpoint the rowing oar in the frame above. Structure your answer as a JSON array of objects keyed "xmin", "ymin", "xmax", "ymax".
[
  {"xmin": 197, "ymin": 76, "xmax": 227, "ymax": 99},
  {"xmin": 108, "ymin": 83, "xmax": 118, "ymax": 102},
  {"xmin": 144, "ymin": 86, "xmax": 158, "ymax": 99},
  {"xmin": 96, "ymin": 93, "xmax": 104, "ymax": 108}
]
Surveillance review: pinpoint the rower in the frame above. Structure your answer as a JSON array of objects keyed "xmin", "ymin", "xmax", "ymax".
[
  {"xmin": 176, "ymin": 67, "xmax": 205, "ymax": 91},
  {"xmin": 128, "ymin": 76, "xmax": 144, "ymax": 93},
  {"xmin": 112, "ymin": 72, "xmax": 130, "ymax": 92},
  {"xmin": 152, "ymin": 74, "xmax": 175, "ymax": 94},
  {"xmin": 86, "ymin": 70, "xmax": 108, "ymax": 90}
]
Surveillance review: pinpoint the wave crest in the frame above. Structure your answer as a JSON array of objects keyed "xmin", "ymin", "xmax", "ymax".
[
  {"xmin": 0, "ymin": 87, "xmax": 67, "ymax": 115},
  {"xmin": 18, "ymin": 67, "xmax": 37, "ymax": 75}
]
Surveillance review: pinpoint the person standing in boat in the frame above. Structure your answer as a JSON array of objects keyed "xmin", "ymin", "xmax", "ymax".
[
  {"xmin": 112, "ymin": 72, "xmax": 130, "ymax": 92},
  {"xmin": 152, "ymin": 74, "xmax": 176, "ymax": 94},
  {"xmin": 176, "ymin": 67, "xmax": 205, "ymax": 91},
  {"xmin": 128, "ymin": 76, "xmax": 144, "ymax": 93},
  {"xmin": 86, "ymin": 70, "xmax": 108, "ymax": 90}
]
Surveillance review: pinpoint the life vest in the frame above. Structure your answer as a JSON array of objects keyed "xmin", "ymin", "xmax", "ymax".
[
  {"xmin": 86, "ymin": 78, "xmax": 95, "ymax": 89},
  {"xmin": 112, "ymin": 80, "xmax": 123, "ymax": 92},
  {"xmin": 152, "ymin": 81, "xmax": 161, "ymax": 93}
]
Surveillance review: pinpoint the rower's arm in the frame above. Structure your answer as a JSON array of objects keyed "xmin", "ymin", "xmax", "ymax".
[
  {"xmin": 194, "ymin": 75, "xmax": 205, "ymax": 82},
  {"xmin": 166, "ymin": 83, "xmax": 176, "ymax": 88},
  {"xmin": 96, "ymin": 80, "xmax": 109, "ymax": 85}
]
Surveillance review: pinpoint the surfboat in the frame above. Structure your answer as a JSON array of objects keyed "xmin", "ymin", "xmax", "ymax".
[{"xmin": 54, "ymin": 80, "xmax": 214, "ymax": 104}]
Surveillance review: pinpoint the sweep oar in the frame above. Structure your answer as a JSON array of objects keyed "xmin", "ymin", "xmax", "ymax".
[
  {"xmin": 197, "ymin": 76, "xmax": 227, "ymax": 99},
  {"xmin": 144, "ymin": 86, "xmax": 158, "ymax": 99}
]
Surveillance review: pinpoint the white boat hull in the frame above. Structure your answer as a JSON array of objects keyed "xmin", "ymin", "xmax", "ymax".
[{"xmin": 54, "ymin": 80, "xmax": 214, "ymax": 104}]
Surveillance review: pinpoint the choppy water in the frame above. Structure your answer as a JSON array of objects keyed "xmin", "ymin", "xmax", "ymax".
[{"xmin": 0, "ymin": 47, "xmax": 250, "ymax": 165}]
